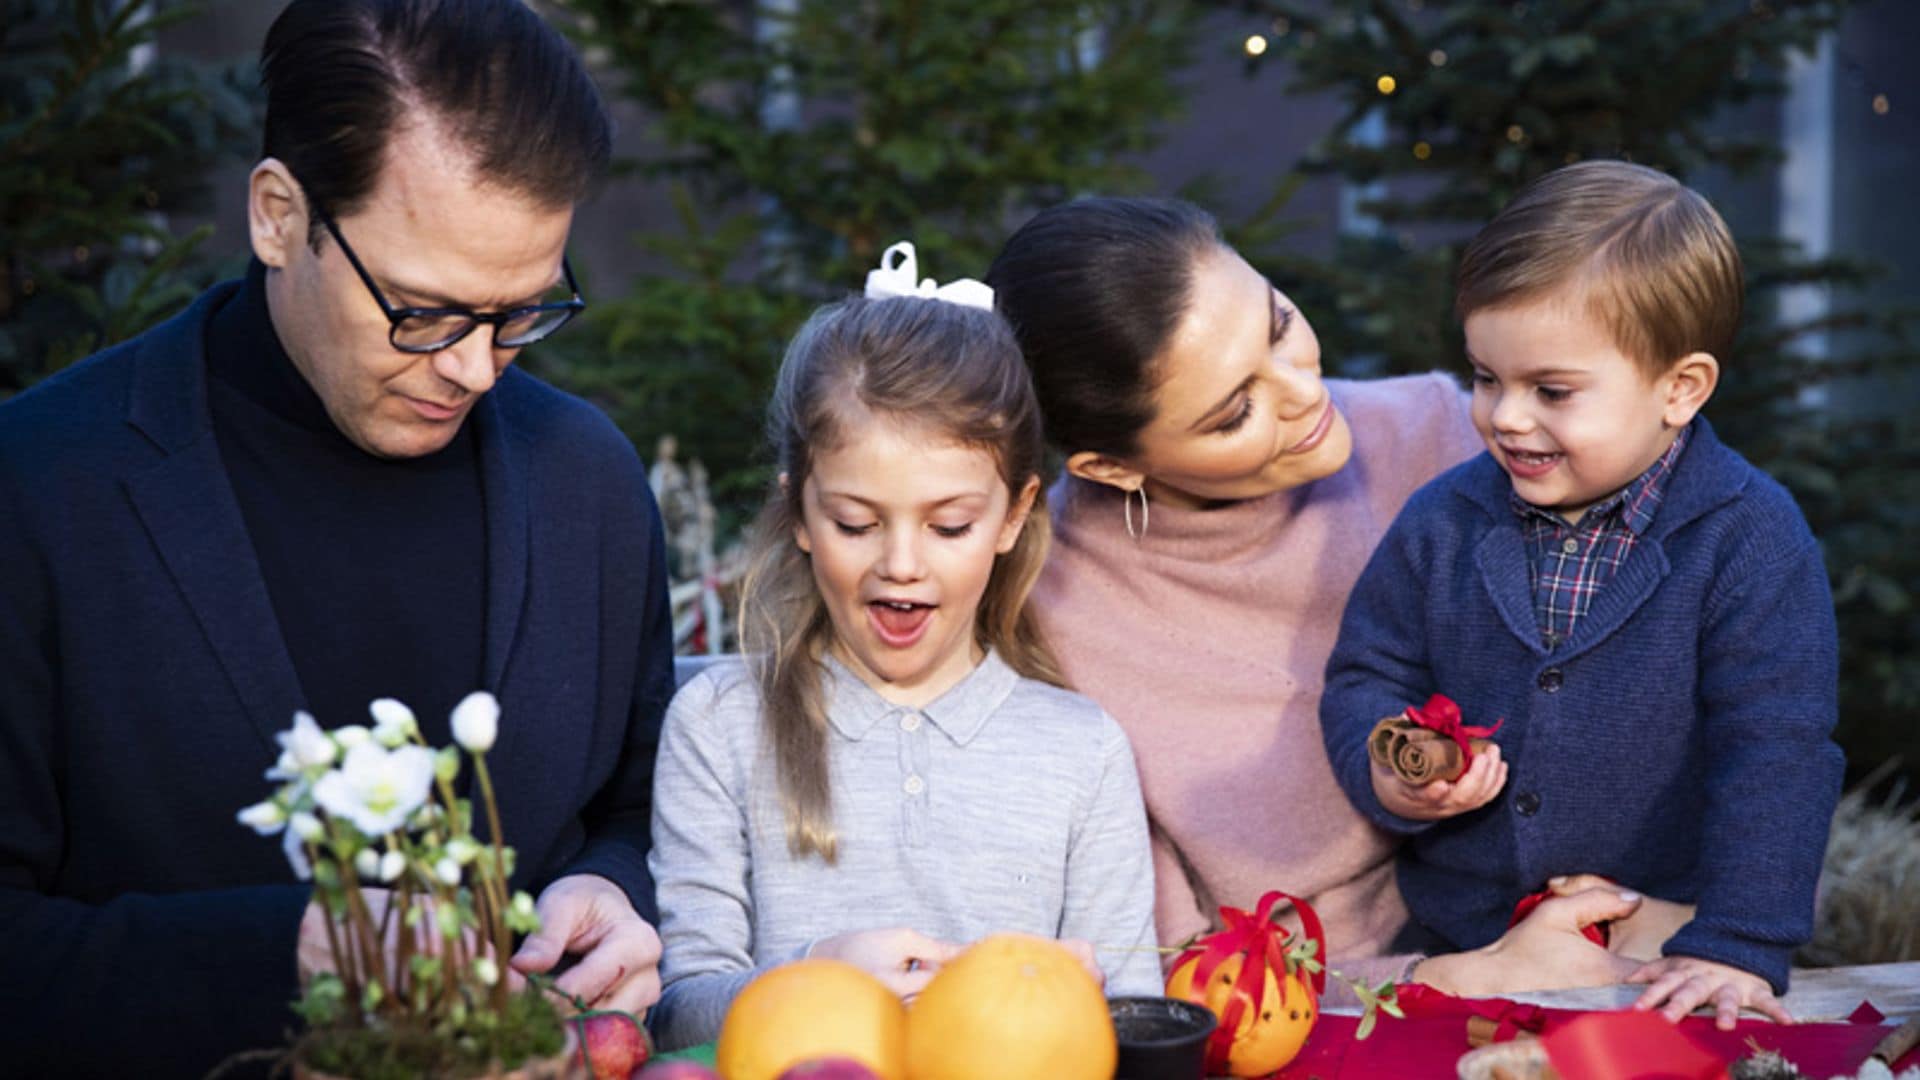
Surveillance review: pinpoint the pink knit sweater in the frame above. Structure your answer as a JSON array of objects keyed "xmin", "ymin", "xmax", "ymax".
[{"xmin": 1033, "ymin": 374, "xmax": 1483, "ymax": 974}]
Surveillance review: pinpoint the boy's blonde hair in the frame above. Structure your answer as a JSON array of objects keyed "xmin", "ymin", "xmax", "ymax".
[
  {"xmin": 1456, "ymin": 160, "xmax": 1743, "ymax": 378},
  {"xmin": 735, "ymin": 295, "xmax": 1064, "ymax": 862}
]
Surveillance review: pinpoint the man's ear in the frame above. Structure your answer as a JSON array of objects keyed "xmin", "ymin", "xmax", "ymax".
[
  {"xmin": 1064, "ymin": 450, "xmax": 1146, "ymax": 494},
  {"xmin": 249, "ymin": 158, "xmax": 308, "ymax": 269},
  {"xmin": 995, "ymin": 474, "xmax": 1043, "ymax": 554},
  {"xmin": 1661, "ymin": 351, "xmax": 1720, "ymax": 428}
]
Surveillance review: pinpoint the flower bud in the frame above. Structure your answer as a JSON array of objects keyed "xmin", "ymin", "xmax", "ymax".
[
  {"xmin": 379, "ymin": 850, "xmax": 406, "ymax": 883},
  {"xmin": 236, "ymin": 799, "xmax": 286, "ymax": 835},
  {"xmin": 447, "ymin": 837, "xmax": 481, "ymax": 865},
  {"xmin": 332, "ymin": 724, "xmax": 371, "ymax": 750},
  {"xmin": 290, "ymin": 811, "xmax": 324, "ymax": 843},
  {"xmin": 473, "ymin": 956, "xmax": 500, "ymax": 986},
  {"xmin": 369, "ymin": 698, "xmax": 418, "ymax": 747},
  {"xmin": 355, "ymin": 848, "xmax": 381, "ymax": 880},
  {"xmin": 450, "ymin": 691, "xmax": 500, "ymax": 754},
  {"xmin": 435, "ymin": 857, "xmax": 461, "ymax": 887},
  {"xmin": 435, "ymin": 747, "xmax": 461, "ymax": 784}
]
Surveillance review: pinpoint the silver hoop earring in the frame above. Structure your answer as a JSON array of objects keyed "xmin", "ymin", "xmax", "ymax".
[{"xmin": 1123, "ymin": 485, "xmax": 1150, "ymax": 541}]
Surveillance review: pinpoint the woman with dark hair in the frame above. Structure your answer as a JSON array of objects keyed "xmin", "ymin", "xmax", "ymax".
[{"xmin": 986, "ymin": 196, "xmax": 1668, "ymax": 994}]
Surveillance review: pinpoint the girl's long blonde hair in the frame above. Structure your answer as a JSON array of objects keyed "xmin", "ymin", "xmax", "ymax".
[{"xmin": 736, "ymin": 295, "xmax": 1063, "ymax": 862}]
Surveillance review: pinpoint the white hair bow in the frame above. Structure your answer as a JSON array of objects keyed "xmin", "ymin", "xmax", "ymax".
[{"xmin": 863, "ymin": 241, "xmax": 994, "ymax": 311}]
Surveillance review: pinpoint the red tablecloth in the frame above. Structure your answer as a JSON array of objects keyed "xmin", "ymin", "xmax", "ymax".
[{"xmin": 1269, "ymin": 1003, "xmax": 1919, "ymax": 1079}]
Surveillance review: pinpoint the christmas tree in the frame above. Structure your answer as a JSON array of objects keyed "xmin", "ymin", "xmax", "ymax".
[
  {"xmin": 541, "ymin": 0, "xmax": 1202, "ymax": 515},
  {"xmin": 0, "ymin": 0, "xmax": 255, "ymax": 395},
  {"xmin": 1235, "ymin": 0, "xmax": 1917, "ymax": 783}
]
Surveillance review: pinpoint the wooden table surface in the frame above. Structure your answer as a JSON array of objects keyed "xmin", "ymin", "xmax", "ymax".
[{"xmin": 1496, "ymin": 961, "xmax": 1920, "ymax": 1023}]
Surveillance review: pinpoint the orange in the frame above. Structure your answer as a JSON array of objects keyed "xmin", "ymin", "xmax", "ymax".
[
  {"xmin": 714, "ymin": 959, "xmax": 907, "ymax": 1080},
  {"xmin": 905, "ymin": 934, "xmax": 1115, "ymax": 1080},
  {"xmin": 1166, "ymin": 951, "xmax": 1317, "ymax": 1077}
]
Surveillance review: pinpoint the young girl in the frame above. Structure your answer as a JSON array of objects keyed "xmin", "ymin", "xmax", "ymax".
[{"xmin": 647, "ymin": 244, "xmax": 1161, "ymax": 1049}]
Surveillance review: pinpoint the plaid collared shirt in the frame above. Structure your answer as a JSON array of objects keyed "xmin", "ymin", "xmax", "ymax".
[{"xmin": 1514, "ymin": 424, "xmax": 1692, "ymax": 649}]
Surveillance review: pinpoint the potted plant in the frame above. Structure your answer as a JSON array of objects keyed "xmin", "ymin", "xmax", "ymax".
[{"xmin": 236, "ymin": 693, "xmax": 571, "ymax": 1079}]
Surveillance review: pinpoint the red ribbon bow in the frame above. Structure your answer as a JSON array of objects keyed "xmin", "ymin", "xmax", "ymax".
[
  {"xmin": 1171, "ymin": 890, "xmax": 1327, "ymax": 1075},
  {"xmin": 1404, "ymin": 693, "xmax": 1503, "ymax": 772}
]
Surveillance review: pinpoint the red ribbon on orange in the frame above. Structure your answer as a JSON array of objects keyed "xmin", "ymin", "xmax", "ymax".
[
  {"xmin": 1171, "ymin": 889, "xmax": 1327, "ymax": 1076},
  {"xmin": 1404, "ymin": 693, "xmax": 1503, "ymax": 772}
]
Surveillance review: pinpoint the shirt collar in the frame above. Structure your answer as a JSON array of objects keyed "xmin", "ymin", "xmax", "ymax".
[
  {"xmin": 821, "ymin": 648, "xmax": 1020, "ymax": 747},
  {"xmin": 1509, "ymin": 422, "xmax": 1694, "ymax": 534}
]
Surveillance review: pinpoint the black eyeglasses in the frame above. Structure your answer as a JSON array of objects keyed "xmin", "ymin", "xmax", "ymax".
[{"xmin": 313, "ymin": 204, "xmax": 585, "ymax": 354}]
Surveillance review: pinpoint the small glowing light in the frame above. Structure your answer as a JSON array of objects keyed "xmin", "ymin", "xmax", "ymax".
[
  {"xmin": 1377, "ymin": 74, "xmax": 1398, "ymax": 95},
  {"xmin": 1271, "ymin": 16, "xmax": 1290, "ymax": 35},
  {"xmin": 1506, "ymin": 125, "xmax": 1526, "ymax": 143},
  {"xmin": 1430, "ymin": 49, "xmax": 1448, "ymax": 67},
  {"xmin": 1413, "ymin": 141, "xmax": 1432, "ymax": 160},
  {"xmin": 21, "ymin": 277, "xmax": 35, "ymax": 296},
  {"xmin": 1873, "ymin": 94, "xmax": 1891, "ymax": 115},
  {"xmin": 1244, "ymin": 34, "xmax": 1269, "ymax": 57},
  {"xmin": 73, "ymin": 245, "xmax": 89, "ymax": 264}
]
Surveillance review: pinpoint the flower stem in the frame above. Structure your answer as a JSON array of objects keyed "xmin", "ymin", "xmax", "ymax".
[{"xmin": 474, "ymin": 754, "xmax": 513, "ymax": 1016}]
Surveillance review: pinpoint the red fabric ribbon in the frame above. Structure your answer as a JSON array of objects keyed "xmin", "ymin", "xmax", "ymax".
[
  {"xmin": 1172, "ymin": 889, "xmax": 1328, "ymax": 1076},
  {"xmin": 1404, "ymin": 693, "xmax": 1503, "ymax": 772},
  {"xmin": 1390, "ymin": 982, "xmax": 1551, "ymax": 1044},
  {"xmin": 1508, "ymin": 885, "xmax": 1611, "ymax": 947},
  {"xmin": 1542, "ymin": 1010, "xmax": 1728, "ymax": 1080}
]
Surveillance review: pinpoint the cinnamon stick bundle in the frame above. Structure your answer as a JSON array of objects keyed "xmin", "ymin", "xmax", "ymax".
[{"xmin": 1367, "ymin": 716, "xmax": 1493, "ymax": 785}]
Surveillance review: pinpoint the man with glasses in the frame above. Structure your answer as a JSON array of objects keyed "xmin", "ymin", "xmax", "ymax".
[{"xmin": 0, "ymin": 2, "xmax": 674, "ymax": 1074}]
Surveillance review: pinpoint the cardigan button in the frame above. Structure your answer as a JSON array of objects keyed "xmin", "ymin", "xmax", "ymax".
[
  {"xmin": 1537, "ymin": 667, "xmax": 1564, "ymax": 692},
  {"xmin": 1515, "ymin": 791, "xmax": 1542, "ymax": 816}
]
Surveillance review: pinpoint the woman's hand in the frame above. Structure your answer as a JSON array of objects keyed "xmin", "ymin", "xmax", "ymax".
[
  {"xmin": 1630, "ymin": 955, "xmax": 1792, "ymax": 1029},
  {"xmin": 1547, "ymin": 874, "xmax": 1696, "ymax": 963},
  {"xmin": 1412, "ymin": 885, "xmax": 1642, "ymax": 997},
  {"xmin": 1372, "ymin": 744, "xmax": 1508, "ymax": 821},
  {"xmin": 809, "ymin": 928, "xmax": 962, "ymax": 999}
]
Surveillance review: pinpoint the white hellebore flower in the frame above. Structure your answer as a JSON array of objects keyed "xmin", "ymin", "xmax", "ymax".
[
  {"xmin": 474, "ymin": 956, "xmax": 500, "ymax": 987},
  {"xmin": 283, "ymin": 827, "xmax": 312, "ymax": 881},
  {"xmin": 450, "ymin": 691, "xmax": 500, "ymax": 754},
  {"xmin": 434, "ymin": 856, "xmax": 462, "ymax": 887},
  {"xmin": 332, "ymin": 724, "xmax": 372, "ymax": 750},
  {"xmin": 312, "ymin": 742, "xmax": 435, "ymax": 837},
  {"xmin": 290, "ymin": 811, "xmax": 325, "ymax": 843},
  {"xmin": 274, "ymin": 711, "xmax": 338, "ymax": 774},
  {"xmin": 354, "ymin": 848, "xmax": 381, "ymax": 880},
  {"xmin": 379, "ymin": 850, "xmax": 406, "ymax": 883},
  {"xmin": 369, "ymin": 698, "xmax": 418, "ymax": 747},
  {"xmin": 236, "ymin": 799, "xmax": 287, "ymax": 835}
]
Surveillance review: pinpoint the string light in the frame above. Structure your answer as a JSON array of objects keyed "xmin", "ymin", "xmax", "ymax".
[
  {"xmin": 1244, "ymin": 34, "xmax": 1268, "ymax": 57},
  {"xmin": 1413, "ymin": 141, "xmax": 1432, "ymax": 160},
  {"xmin": 1270, "ymin": 16, "xmax": 1290, "ymax": 35},
  {"xmin": 1429, "ymin": 49, "xmax": 1448, "ymax": 67},
  {"xmin": 1872, "ymin": 93, "xmax": 1890, "ymax": 116},
  {"xmin": 1506, "ymin": 125, "xmax": 1526, "ymax": 143},
  {"xmin": 1377, "ymin": 74, "xmax": 1397, "ymax": 95}
]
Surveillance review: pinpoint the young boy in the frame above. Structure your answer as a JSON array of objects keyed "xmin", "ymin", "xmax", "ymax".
[{"xmin": 1320, "ymin": 161, "xmax": 1842, "ymax": 1027}]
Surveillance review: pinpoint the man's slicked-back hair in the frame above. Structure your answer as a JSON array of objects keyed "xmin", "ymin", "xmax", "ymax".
[
  {"xmin": 260, "ymin": 0, "xmax": 612, "ymax": 244},
  {"xmin": 1456, "ymin": 160, "xmax": 1743, "ymax": 377}
]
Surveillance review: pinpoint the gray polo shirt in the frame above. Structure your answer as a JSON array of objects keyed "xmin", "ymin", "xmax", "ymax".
[{"xmin": 648, "ymin": 649, "xmax": 1160, "ymax": 1048}]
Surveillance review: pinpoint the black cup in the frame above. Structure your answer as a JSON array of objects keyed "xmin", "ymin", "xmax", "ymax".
[{"xmin": 1109, "ymin": 995, "xmax": 1217, "ymax": 1080}]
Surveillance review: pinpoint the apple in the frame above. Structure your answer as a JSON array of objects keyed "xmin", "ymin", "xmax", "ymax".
[
  {"xmin": 573, "ymin": 1009, "xmax": 650, "ymax": 1080},
  {"xmin": 776, "ymin": 1059, "xmax": 882, "ymax": 1079},
  {"xmin": 635, "ymin": 1063, "xmax": 720, "ymax": 1080}
]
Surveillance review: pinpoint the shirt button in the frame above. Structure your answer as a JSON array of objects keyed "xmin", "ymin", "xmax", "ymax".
[
  {"xmin": 1515, "ymin": 791, "xmax": 1542, "ymax": 816},
  {"xmin": 1561, "ymin": 537, "xmax": 1579, "ymax": 555},
  {"xmin": 1537, "ymin": 667, "xmax": 1564, "ymax": 692},
  {"xmin": 900, "ymin": 712, "xmax": 922, "ymax": 732},
  {"xmin": 903, "ymin": 775, "xmax": 925, "ymax": 796}
]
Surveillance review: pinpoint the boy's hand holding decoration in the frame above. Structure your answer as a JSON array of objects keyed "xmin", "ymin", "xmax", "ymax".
[{"xmin": 1368, "ymin": 694, "xmax": 1508, "ymax": 819}]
